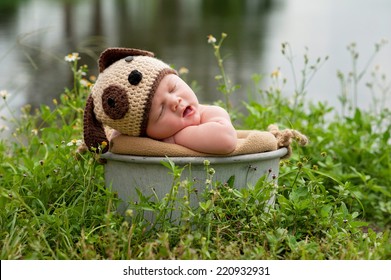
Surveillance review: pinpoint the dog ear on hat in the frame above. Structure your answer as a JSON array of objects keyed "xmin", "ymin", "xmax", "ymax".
[
  {"xmin": 98, "ymin": 48, "xmax": 155, "ymax": 73},
  {"xmin": 83, "ymin": 95, "xmax": 109, "ymax": 153}
]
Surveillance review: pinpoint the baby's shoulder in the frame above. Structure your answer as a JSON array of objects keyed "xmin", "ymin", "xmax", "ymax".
[
  {"xmin": 200, "ymin": 104, "xmax": 228, "ymax": 114},
  {"xmin": 200, "ymin": 104, "xmax": 230, "ymax": 119}
]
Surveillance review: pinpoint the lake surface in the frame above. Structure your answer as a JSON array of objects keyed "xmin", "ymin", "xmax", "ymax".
[{"xmin": 1, "ymin": 0, "xmax": 390, "ymax": 133}]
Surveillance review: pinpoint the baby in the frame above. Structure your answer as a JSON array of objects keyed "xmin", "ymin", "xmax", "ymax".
[
  {"xmin": 84, "ymin": 48, "xmax": 237, "ymax": 155},
  {"xmin": 146, "ymin": 73, "xmax": 236, "ymax": 154}
]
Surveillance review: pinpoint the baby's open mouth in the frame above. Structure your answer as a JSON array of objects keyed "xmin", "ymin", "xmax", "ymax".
[{"xmin": 182, "ymin": 106, "xmax": 193, "ymax": 118}]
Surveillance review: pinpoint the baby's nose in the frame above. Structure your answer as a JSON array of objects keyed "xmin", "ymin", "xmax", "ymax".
[{"xmin": 170, "ymin": 96, "xmax": 182, "ymax": 111}]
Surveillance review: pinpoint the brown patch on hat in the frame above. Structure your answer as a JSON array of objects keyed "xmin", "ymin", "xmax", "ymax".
[
  {"xmin": 101, "ymin": 85, "xmax": 129, "ymax": 120},
  {"xmin": 98, "ymin": 48, "xmax": 154, "ymax": 73}
]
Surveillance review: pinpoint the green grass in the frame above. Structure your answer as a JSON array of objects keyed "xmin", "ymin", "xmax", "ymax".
[{"xmin": 0, "ymin": 37, "xmax": 390, "ymax": 260}]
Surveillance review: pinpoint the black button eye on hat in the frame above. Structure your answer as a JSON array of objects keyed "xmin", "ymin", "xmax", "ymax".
[{"xmin": 128, "ymin": 70, "xmax": 142, "ymax": 85}]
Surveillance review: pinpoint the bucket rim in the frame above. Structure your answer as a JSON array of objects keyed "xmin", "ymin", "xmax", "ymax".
[{"xmin": 101, "ymin": 148, "xmax": 288, "ymax": 165}]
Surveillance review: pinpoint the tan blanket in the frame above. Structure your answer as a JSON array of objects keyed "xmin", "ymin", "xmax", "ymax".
[{"xmin": 109, "ymin": 130, "xmax": 278, "ymax": 157}]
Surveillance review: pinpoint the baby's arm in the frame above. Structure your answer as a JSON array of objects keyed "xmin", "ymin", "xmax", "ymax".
[{"xmin": 169, "ymin": 105, "xmax": 237, "ymax": 154}]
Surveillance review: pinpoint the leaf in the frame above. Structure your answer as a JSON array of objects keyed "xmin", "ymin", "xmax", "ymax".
[
  {"xmin": 353, "ymin": 108, "xmax": 362, "ymax": 125},
  {"xmin": 350, "ymin": 221, "xmax": 368, "ymax": 228},
  {"xmin": 382, "ymin": 129, "xmax": 390, "ymax": 144},
  {"xmin": 320, "ymin": 205, "xmax": 333, "ymax": 218},
  {"xmin": 277, "ymin": 195, "xmax": 290, "ymax": 211},
  {"xmin": 160, "ymin": 157, "xmax": 176, "ymax": 171},
  {"xmin": 226, "ymin": 175, "xmax": 235, "ymax": 188},
  {"xmin": 232, "ymin": 189, "xmax": 243, "ymax": 198},
  {"xmin": 199, "ymin": 200, "xmax": 212, "ymax": 212},
  {"xmin": 309, "ymin": 169, "xmax": 345, "ymax": 186},
  {"xmin": 340, "ymin": 201, "xmax": 349, "ymax": 216}
]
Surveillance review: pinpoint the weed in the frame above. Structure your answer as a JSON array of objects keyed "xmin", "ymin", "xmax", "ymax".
[{"xmin": 207, "ymin": 33, "xmax": 241, "ymax": 114}]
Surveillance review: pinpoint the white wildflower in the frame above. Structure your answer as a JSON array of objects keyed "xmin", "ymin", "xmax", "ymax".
[
  {"xmin": 207, "ymin": 35, "xmax": 216, "ymax": 44},
  {"xmin": 178, "ymin": 67, "xmax": 189, "ymax": 75},
  {"xmin": 0, "ymin": 125, "xmax": 9, "ymax": 132},
  {"xmin": 271, "ymin": 68, "xmax": 282, "ymax": 78},
  {"xmin": 80, "ymin": 78, "xmax": 92, "ymax": 88},
  {"xmin": 125, "ymin": 209, "xmax": 133, "ymax": 217},
  {"xmin": 64, "ymin": 52, "xmax": 81, "ymax": 62},
  {"xmin": 0, "ymin": 90, "xmax": 9, "ymax": 100},
  {"xmin": 67, "ymin": 139, "xmax": 83, "ymax": 146}
]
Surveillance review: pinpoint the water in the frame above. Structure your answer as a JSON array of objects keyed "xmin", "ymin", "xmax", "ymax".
[{"xmin": 1, "ymin": 0, "xmax": 391, "ymax": 133}]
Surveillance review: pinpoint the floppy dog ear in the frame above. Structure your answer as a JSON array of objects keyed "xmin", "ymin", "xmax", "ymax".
[
  {"xmin": 83, "ymin": 95, "xmax": 109, "ymax": 153},
  {"xmin": 98, "ymin": 48, "xmax": 155, "ymax": 73}
]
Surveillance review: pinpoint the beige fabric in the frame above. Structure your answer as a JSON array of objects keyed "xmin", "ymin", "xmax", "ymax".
[{"xmin": 109, "ymin": 130, "xmax": 278, "ymax": 157}]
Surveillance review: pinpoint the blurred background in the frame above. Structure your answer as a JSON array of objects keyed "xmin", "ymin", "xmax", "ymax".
[{"xmin": 1, "ymin": 0, "xmax": 390, "ymax": 124}]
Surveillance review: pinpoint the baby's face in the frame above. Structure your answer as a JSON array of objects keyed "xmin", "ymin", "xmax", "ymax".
[{"xmin": 146, "ymin": 74, "xmax": 201, "ymax": 140}]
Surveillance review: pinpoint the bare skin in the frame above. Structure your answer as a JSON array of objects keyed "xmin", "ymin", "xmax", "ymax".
[{"xmin": 146, "ymin": 74, "xmax": 237, "ymax": 154}]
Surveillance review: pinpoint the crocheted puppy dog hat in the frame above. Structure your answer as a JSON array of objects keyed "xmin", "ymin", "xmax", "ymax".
[{"xmin": 83, "ymin": 48, "xmax": 177, "ymax": 152}]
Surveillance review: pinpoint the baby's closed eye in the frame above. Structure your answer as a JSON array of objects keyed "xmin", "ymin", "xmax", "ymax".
[
  {"xmin": 158, "ymin": 104, "xmax": 165, "ymax": 120},
  {"xmin": 169, "ymin": 82, "xmax": 177, "ymax": 93}
]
